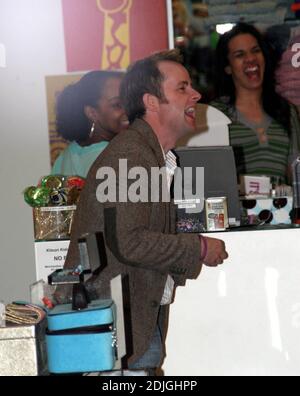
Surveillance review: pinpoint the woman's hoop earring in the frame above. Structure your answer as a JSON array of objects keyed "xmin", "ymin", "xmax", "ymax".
[{"xmin": 89, "ymin": 122, "xmax": 95, "ymax": 139}]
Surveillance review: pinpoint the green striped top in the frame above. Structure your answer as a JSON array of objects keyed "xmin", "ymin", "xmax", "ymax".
[{"xmin": 210, "ymin": 99, "xmax": 300, "ymax": 183}]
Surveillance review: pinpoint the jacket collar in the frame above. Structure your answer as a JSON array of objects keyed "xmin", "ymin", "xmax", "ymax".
[{"xmin": 130, "ymin": 118, "xmax": 166, "ymax": 168}]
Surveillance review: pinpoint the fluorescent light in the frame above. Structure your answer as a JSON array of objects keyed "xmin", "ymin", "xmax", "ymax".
[{"xmin": 216, "ymin": 23, "xmax": 235, "ymax": 35}]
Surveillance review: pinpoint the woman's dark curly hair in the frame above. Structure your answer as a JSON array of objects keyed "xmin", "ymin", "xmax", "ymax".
[
  {"xmin": 56, "ymin": 70, "xmax": 123, "ymax": 142},
  {"xmin": 214, "ymin": 23, "xmax": 291, "ymax": 132}
]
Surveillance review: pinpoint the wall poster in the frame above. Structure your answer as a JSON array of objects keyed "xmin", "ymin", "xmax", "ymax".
[
  {"xmin": 61, "ymin": 0, "xmax": 170, "ymax": 72},
  {"xmin": 47, "ymin": 0, "xmax": 171, "ymax": 167}
]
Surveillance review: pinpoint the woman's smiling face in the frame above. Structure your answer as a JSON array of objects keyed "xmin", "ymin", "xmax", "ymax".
[{"xmin": 226, "ymin": 33, "xmax": 266, "ymax": 92}]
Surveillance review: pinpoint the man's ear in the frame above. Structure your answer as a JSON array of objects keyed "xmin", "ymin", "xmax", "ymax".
[
  {"xmin": 143, "ymin": 93, "xmax": 159, "ymax": 113},
  {"xmin": 84, "ymin": 105, "xmax": 98, "ymax": 123},
  {"xmin": 225, "ymin": 65, "xmax": 232, "ymax": 75}
]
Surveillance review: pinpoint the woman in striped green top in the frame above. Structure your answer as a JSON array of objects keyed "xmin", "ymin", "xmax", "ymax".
[{"xmin": 211, "ymin": 23, "xmax": 300, "ymax": 183}]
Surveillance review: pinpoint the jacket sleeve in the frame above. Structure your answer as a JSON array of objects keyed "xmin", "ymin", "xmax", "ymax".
[{"xmin": 101, "ymin": 146, "xmax": 203, "ymax": 283}]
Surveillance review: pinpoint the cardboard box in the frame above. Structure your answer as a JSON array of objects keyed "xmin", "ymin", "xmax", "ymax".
[
  {"xmin": 0, "ymin": 320, "xmax": 48, "ymax": 376},
  {"xmin": 240, "ymin": 175, "xmax": 271, "ymax": 196}
]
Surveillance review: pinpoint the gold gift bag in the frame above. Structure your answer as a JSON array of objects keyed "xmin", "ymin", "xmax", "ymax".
[{"xmin": 33, "ymin": 206, "xmax": 76, "ymax": 241}]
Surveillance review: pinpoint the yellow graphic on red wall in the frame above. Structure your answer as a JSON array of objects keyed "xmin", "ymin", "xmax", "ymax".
[
  {"xmin": 61, "ymin": 0, "xmax": 169, "ymax": 72},
  {"xmin": 96, "ymin": 0, "xmax": 133, "ymax": 70}
]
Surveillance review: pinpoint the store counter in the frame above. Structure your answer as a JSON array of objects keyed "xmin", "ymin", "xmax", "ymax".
[{"xmin": 163, "ymin": 225, "xmax": 300, "ymax": 376}]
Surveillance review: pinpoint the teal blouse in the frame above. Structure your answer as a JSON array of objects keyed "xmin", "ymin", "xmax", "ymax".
[{"xmin": 51, "ymin": 141, "xmax": 109, "ymax": 178}]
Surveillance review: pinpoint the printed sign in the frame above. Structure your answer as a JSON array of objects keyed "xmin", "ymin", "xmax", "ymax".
[{"xmin": 34, "ymin": 240, "xmax": 70, "ymax": 282}]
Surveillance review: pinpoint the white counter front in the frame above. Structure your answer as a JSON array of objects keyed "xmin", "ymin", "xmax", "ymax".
[{"xmin": 163, "ymin": 227, "xmax": 300, "ymax": 376}]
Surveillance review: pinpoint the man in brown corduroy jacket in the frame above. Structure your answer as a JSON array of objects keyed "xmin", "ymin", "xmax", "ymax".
[{"xmin": 59, "ymin": 50, "xmax": 228, "ymax": 374}]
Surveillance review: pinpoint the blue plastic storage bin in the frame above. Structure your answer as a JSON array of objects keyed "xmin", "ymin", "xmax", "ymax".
[{"xmin": 46, "ymin": 299, "xmax": 117, "ymax": 373}]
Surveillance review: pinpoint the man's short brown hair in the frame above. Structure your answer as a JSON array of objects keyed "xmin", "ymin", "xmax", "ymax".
[{"xmin": 120, "ymin": 49, "xmax": 183, "ymax": 123}]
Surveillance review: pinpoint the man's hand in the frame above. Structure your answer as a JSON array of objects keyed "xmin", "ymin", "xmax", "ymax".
[{"xmin": 201, "ymin": 236, "xmax": 228, "ymax": 267}]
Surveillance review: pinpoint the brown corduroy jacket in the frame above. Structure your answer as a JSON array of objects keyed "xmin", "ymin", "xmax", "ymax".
[{"xmin": 57, "ymin": 118, "xmax": 203, "ymax": 365}]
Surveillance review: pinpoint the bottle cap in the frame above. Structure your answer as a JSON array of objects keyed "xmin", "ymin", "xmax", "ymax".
[
  {"xmin": 66, "ymin": 176, "xmax": 85, "ymax": 190},
  {"xmin": 31, "ymin": 187, "xmax": 51, "ymax": 207},
  {"xmin": 41, "ymin": 175, "xmax": 64, "ymax": 190},
  {"xmin": 50, "ymin": 188, "xmax": 68, "ymax": 206}
]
